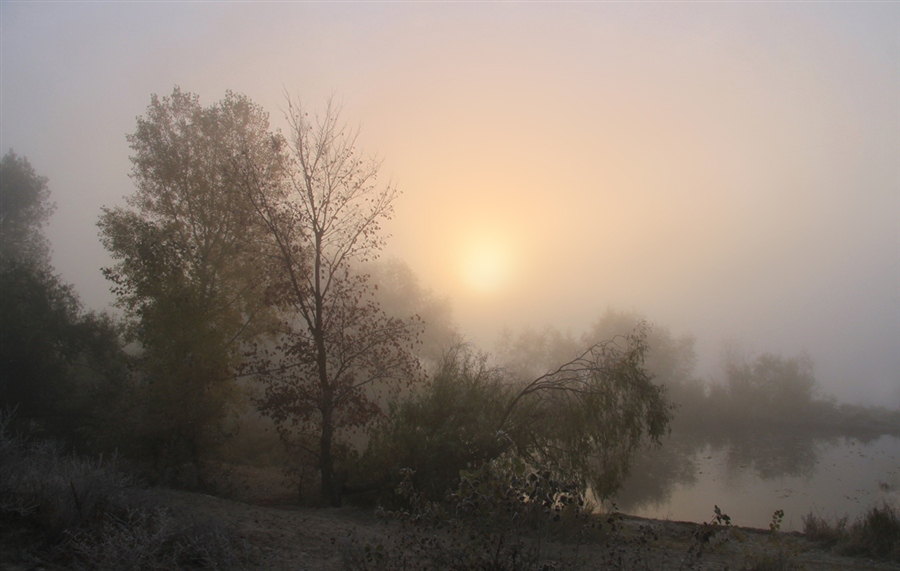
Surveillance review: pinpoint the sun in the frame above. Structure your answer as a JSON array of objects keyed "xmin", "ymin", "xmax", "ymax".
[{"xmin": 461, "ymin": 240, "xmax": 513, "ymax": 293}]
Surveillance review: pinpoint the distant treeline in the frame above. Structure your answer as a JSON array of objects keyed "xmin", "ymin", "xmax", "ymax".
[{"xmin": 494, "ymin": 309, "xmax": 900, "ymax": 438}]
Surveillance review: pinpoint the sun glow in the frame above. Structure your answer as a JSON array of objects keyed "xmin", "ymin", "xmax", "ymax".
[{"xmin": 460, "ymin": 239, "xmax": 513, "ymax": 293}]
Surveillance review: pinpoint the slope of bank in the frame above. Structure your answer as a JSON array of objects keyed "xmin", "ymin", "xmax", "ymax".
[{"xmin": 4, "ymin": 485, "xmax": 896, "ymax": 571}]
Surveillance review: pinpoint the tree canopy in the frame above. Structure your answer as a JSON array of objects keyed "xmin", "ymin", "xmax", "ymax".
[
  {"xmin": 0, "ymin": 151, "xmax": 54, "ymax": 267},
  {"xmin": 234, "ymin": 97, "xmax": 423, "ymax": 505},
  {"xmin": 1, "ymin": 151, "xmax": 124, "ymax": 442},
  {"xmin": 98, "ymin": 88, "xmax": 283, "ymax": 473},
  {"xmin": 86, "ymin": 89, "xmax": 674, "ymax": 505}
]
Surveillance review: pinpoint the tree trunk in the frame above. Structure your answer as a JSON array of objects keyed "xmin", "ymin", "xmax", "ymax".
[{"xmin": 319, "ymin": 404, "xmax": 339, "ymax": 506}]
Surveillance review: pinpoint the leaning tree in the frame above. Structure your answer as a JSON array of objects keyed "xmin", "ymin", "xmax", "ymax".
[
  {"xmin": 364, "ymin": 326, "xmax": 672, "ymax": 503},
  {"xmin": 498, "ymin": 326, "xmax": 673, "ymax": 499}
]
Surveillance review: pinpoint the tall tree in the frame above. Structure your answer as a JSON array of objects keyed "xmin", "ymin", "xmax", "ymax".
[
  {"xmin": 1, "ymin": 151, "xmax": 125, "ymax": 440},
  {"xmin": 235, "ymin": 98, "xmax": 422, "ymax": 505},
  {"xmin": 98, "ymin": 88, "xmax": 282, "ymax": 475},
  {"xmin": 1, "ymin": 150, "xmax": 70, "ymax": 419},
  {"xmin": 0, "ymin": 151, "xmax": 54, "ymax": 267}
]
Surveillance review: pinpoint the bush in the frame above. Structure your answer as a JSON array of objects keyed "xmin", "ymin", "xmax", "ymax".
[
  {"xmin": 0, "ymin": 408, "xmax": 134, "ymax": 536},
  {"xmin": 0, "ymin": 409, "xmax": 259, "ymax": 570},
  {"xmin": 803, "ymin": 503, "xmax": 900, "ymax": 561},
  {"xmin": 345, "ymin": 457, "xmax": 598, "ymax": 571},
  {"xmin": 801, "ymin": 512, "xmax": 848, "ymax": 548},
  {"xmin": 65, "ymin": 506, "xmax": 252, "ymax": 571},
  {"xmin": 357, "ymin": 346, "xmax": 512, "ymax": 503},
  {"xmin": 359, "ymin": 331, "xmax": 672, "ymax": 507}
]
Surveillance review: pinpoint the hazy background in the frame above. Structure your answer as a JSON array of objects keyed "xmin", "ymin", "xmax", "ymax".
[{"xmin": 2, "ymin": 2, "xmax": 897, "ymax": 406}]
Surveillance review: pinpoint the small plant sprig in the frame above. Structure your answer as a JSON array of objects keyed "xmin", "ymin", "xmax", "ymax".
[
  {"xmin": 769, "ymin": 509, "xmax": 785, "ymax": 533},
  {"xmin": 680, "ymin": 505, "xmax": 740, "ymax": 569},
  {"xmin": 739, "ymin": 509, "xmax": 803, "ymax": 571}
]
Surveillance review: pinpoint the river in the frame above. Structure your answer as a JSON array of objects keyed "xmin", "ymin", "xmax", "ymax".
[{"xmin": 613, "ymin": 431, "xmax": 900, "ymax": 532}]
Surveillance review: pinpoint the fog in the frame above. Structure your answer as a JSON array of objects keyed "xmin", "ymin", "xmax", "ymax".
[{"xmin": 2, "ymin": 2, "xmax": 898, "ymax": 406}]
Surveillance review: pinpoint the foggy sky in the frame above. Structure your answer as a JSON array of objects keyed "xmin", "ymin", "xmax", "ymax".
[{"xmin": 1, "ymin": 2, "xmax": 898, "ymax": 406}]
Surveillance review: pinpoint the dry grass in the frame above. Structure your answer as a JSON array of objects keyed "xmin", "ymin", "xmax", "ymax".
[
  {"xmin": 0, "ymin": 409, "xmax": 265, "ymax": 570},
  {"xmin": 803, "ymin": 502, "xmax": 900, "ymax": 562}
]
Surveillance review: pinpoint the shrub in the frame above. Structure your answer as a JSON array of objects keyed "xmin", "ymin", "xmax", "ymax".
[
  {"xmin": 0, "ymin": 409, "xmax": 260, "ymax": 570},
  {"xmin": 839, "ymin": 503, "xmax": 900, "ymax": 560},
  {"xmin": 801, "ymin": 512, "xmax": 848, "ymax": 548},
  {"xmin": 359, "ymin": 331, "xmax": 672, "ymax": 508},
  {"xmin": 65, "ymin": 506, "xmax": 253, "ymax": 571},
  {"xmin": 344, "ymin": 457, "xmax": 599, "ymax": 571},
  {"xmin": 0, "ymin": 408, "xmax": 134, "ymax": 537},
  {"xmin": 357, "ymin": 346, "xmax": 512, "ymax": 503},
  {"xmin": 803, "ymin": 503, "xmax": 900, "ymax": 562}
]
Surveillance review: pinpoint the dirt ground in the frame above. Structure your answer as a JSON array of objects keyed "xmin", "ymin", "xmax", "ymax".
[
  {"xmin": 2, "ymin": 465, "xmax": 896, "ymax": 571},
  {"xmin": 141, "ymin": 486, "xmax": 898, "ymax": 571}
]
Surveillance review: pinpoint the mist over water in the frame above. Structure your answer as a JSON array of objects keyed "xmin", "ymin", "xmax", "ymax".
[{"xmin": 614, "ymin": 432, "xmax": 900, "ymax": 532}]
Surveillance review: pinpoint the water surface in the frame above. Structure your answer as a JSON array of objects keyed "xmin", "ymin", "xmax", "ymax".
[{"xmin": 614, "ymin": 432, "xmax": 900, "ymax": 531}]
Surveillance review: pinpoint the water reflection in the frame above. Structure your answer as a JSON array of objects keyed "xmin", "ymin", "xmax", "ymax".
[
  {"xmin": 613, "ymin": 429, "xmax": 900, "ymax": 530},
  {"xmin": 613, "ymin": 434, "xmax": 699, "ymax": 511},
  {"xmin": 717, "ymin": 433, "xmax": 823, "ymax": 481}
]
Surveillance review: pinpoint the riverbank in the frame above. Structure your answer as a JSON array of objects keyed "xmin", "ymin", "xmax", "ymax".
[{"xmin": 3, "ymin": 485, "xmax": 897, "ymax": 570}]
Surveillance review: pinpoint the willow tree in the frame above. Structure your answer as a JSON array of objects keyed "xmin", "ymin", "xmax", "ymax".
[
  {"xmin": 98, "ymin": 88, "xmax": 282, "ymax": 474},
  {"xmin": 499, "ymin": 327, "xmax": 673, "ymax": 499},
  {"xmin": 362, "ymin": 327, "xmax": 672, "ymax": 502},
  {"xmin": 235, "ymin": 98, "xmax": 422, "ymax": 506}
]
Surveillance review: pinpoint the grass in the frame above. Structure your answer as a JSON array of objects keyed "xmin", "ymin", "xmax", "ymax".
[
  {"xmin": 0, "ymin": 408, "xmax": 266, "ymax": 570},
  {"xmin": 803, "ymin": 502, "xmax": 900, "ymax": 562}
]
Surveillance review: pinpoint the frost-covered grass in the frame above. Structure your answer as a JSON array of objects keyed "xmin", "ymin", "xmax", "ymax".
[{"xmin": 0, "ymin": 409, "xmax": 262, "ymax": 570}]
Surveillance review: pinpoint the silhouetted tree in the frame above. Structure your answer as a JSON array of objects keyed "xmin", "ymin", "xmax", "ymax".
[
  {"xmin": 234, "ymin": 98, "xmax": 423, "ymax": 505},
  {"xmin": 0, "ymin": 151, "xmax": 54, "ymax": 267},
  {"xmin": 98, "ymin": 88, "xmax": 282, "ymax": 477},
  {"xmin": 720, "ymin": 351, "xmax": 818, "ymax": 422},
  {"xmin": 1, "ymin": 151, "xmax": 125, "ymax": 442},
  {"xmin": 1, "ymin": 257, "xmax": 80, "ymax": 423}
]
